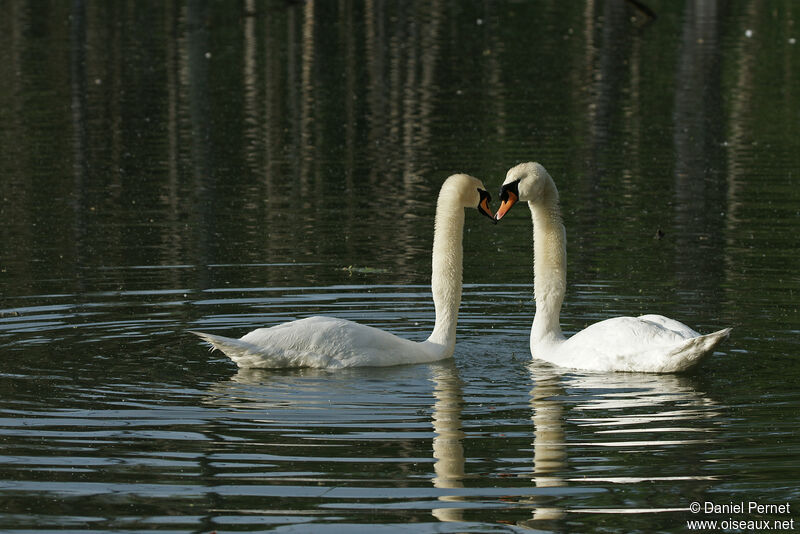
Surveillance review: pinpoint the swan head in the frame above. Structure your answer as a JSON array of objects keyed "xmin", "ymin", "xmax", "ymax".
[
  {"xmin": 494, "ymin": 162, "xmax": 557, "ymax": 221},
  {"xmin": 444, "ymin": 173, "xmax": 495, "ymax": 222}
]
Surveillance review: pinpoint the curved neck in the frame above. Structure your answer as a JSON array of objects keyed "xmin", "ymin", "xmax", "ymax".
[
  {"xmin": 426, "ymin": 194, "xmax": 465, "ymax": 352},
  {"xmin": 529, "ymin": 199, "xmax": 566, "ymax": 345}
]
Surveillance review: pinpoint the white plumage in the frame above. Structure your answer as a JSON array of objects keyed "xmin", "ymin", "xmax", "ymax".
[
  {"xmin": 192, "ymin": 317, "xmax": 440, "ymax": 369},
  {"xmin": 192, "ymin": 173, "xmax": 494, "ymax": 368},
  {"xmin": 495, "ymin": 162, "xmax": 731, "ymax": 373}
]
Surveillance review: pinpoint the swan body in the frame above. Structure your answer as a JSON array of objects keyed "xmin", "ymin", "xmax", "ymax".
[
  {"xmin": 192, "ymin": 317, "xmax": 443, "ymax": 369},
  {"xmin": 495, "ymin": 162, "xmax": 730, "ymax": 373},
  {"xmin": 193, "ymin": 173, "xmax": 494, "ymax": 369}
]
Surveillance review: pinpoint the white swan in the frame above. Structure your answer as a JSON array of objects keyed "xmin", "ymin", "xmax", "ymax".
[
  {"xmin": 495, "ymin": 162, "xmax": 730, "ymax": 373},
  {"xmin": 192, "ymin": 173, "xmax": 494, "ymax": 369}
]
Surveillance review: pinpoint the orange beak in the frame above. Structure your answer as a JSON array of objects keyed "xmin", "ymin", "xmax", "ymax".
[{"xmin": 494, "ymin": 190, "xmax": 518, "ymax": 221}]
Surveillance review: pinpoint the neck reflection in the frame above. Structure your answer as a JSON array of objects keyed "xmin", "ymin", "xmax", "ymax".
[{"xmin": 430, "ymin": 361, "xmax": 466, "ymax": 523}]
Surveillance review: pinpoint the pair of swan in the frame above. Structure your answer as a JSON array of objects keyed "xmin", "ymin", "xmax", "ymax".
[{"xmin": 193, "ymin": 163, "xmax": 730, "ymax": 373}]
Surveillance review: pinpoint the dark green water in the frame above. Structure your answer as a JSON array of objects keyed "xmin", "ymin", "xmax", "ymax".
[{"xmin": 1, "ymin": 1, "xmax": 799, "ymax": 532}]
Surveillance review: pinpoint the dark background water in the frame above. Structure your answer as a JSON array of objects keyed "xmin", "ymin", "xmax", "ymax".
[{"xmin": 1, "ymin": 1, "xmax": 798, "ymax": 532}]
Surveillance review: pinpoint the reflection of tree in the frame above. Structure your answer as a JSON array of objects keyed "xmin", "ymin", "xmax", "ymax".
[
  {"xmin": 672, "ymin": 0, "xmax": 727, "ymax": 314},
  {"xmin": 568, "ymin": 0, "xmax": 654, "ymax": 295},
  {"xmin": 185, "ymin": 0, "xmax": 218, "ymax": 294},
  {"xmin": 2, "ymin": 0, "xmax": 792, "ymax": 324},
  {"xmin": 70, "ymin": 0, "xmax": 89, "ymax": 296},
  {"xmin": 722, "ymin": 1, "xmax": 763, "ymax": 332},
  {"xmin": 363, "ymin": 0, "xmax": 447, "ymax": 277},
  {"xmin": 2, "ymin": 0, "xmax": 454, "ymax": 294},
  {"xmin": 299, "ymin": 0, "xmax": 316, "ymax": 192}
]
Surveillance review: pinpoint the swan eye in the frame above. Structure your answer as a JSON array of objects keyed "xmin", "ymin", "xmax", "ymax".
[
  {"xmin": 499, "ymin": 180, "xmax": 520, "ymax": 202},
  {"xmin": 478, "ymin": 189, "xmax": 492, "ymax": 203}
]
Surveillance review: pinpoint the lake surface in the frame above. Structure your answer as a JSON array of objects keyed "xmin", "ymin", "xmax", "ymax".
[{"xmin": 1, "ymin": 1, "xmax": 799, "ymax": 532}]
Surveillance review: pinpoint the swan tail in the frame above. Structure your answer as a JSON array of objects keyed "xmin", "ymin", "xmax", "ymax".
[
  {"xmin": 190, "ymin": 330, "xmax": 335, "ymax": 369},
  {"xmin": 664, "ymin": 328, "xmax": 732, "ymax": 372},
  {"xmin": 190, "ymin": 331, "xmax": 268, "ymax": 367}
]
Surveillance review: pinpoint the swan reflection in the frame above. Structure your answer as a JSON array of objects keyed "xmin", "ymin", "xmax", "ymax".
[
  {"xmin": 517, "ymin": 362, "xmax": 719, "ymax": 528},
  {"xmin": 206, "ymin": 360, "xmax": 718, "ymax": 527},
  {"xmin": 429, "ymin": 361, "xmax": 467, "ymax": 522},
  {"xmin": 528, "ymin": 368, "xmax": 567, "ymax": 522}
]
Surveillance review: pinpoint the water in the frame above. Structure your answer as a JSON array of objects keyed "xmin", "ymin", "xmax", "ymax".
[{"xmin": 1, "ymin": 1, "xmax": 799, "ymax": 532}]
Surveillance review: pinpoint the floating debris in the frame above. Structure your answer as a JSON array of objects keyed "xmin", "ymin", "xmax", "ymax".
[{"xmin": 340, "ymin": 265, "xmax": 390, "ymax": 274}]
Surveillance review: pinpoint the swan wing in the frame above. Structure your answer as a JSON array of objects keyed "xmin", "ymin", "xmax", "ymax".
[
  {"xmin": 192, "ymin": 316, "xmax": 444, "ymax": 369},
  {"xmin": 545, "ymin": 317, "xmax": 729, "ymax": 373},
  {"xmin": 565, "ymin": 316, "xmax": 694, "ymax": 351},
  {"xmin": 636, "ymin": 314, "xmax": 700, "ymax": 338}
]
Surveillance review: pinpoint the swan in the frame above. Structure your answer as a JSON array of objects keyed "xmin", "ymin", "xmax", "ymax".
[
  {"xmin": 192, "ymin": 173, "xmax": 494, "ymax": 369},
  {"xmin": 494, "ymin": 162, "xmax": 731, "ymax": 373}
]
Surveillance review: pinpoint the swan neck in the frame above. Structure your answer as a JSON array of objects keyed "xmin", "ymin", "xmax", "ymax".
[
  {"xmin": 426, "ymin": 194, "xmax": 464, "ymax": 352},
  {"xmin": 530, "ymin": 200, "xmax": 566, "ymax": 345}
]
